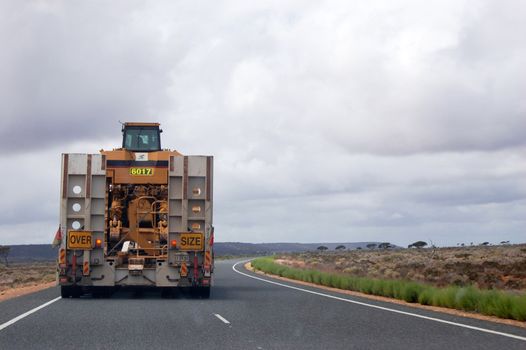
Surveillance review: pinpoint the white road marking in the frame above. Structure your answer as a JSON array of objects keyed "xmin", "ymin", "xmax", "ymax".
[
  {"xmin": 214, "ymin": 313, "xmax": 231, "ymax": 324},
  {"xmin": 0, "ymin": 296, "xmax": 62, "ymax": 331},
  {"xmin": 233, "ymin": 260, "xmax": 526, "ymax": 342}
]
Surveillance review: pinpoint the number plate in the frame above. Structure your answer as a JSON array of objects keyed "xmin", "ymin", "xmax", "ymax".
[
  {"xmin": 173, "ymin": 253, "xmax": 190, "ymax": 263},
  {"xmin": 129, "ymin": 168, "xmax": 154, "ymax": 176},
  {"xmin": 179, "ymin": 233, "xmax": 204, "ymax": 250},
  {"xmin": 67, "ymin": 231, "xmax": 92, "ymax": 250}
]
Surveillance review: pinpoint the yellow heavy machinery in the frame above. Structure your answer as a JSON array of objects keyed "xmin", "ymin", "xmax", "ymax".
[{"xmin": 57, "ymin": 122, "xmax": 214, "ymax": 298}]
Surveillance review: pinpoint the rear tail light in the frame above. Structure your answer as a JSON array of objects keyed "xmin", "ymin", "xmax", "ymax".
[
  {"xmin": 95, "ymin": 239, "xmax": 102, "ymax": 248},
  {"xmin": 170, "ymin": 239, "xmax": 177, "ymax": 248}
]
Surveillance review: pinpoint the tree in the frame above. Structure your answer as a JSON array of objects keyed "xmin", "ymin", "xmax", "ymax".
[
  {"xmin": 480, "ymin": 242, "xmax": 490, "ymax": 246},
  {"xmin": 366, "ymin": 243, "xmax": 377, "ymax": 250},
  {"xmin": 317, "ymin": 246, "xmax": 328, "ymax": 251},
  {"xmin": 378, "ymin": 242, "xmax": 392, "ymax": 250},
  {"xmin": 356, "ymin": 247, "xmax": 362, "ymax": 250},
  {"xmin": 335, "ymin": 245, "xmax": 346, "ymax": 251},
  {"xmin": 500, "ymin": 240, "xmax": 510, "ymax": 245},
  {"xmin": 0, "ymin": 246, "xmax": 10, "ymax": 267},
  {"xmin": 409, "ymin": 241, "xmax": 427, "ymax": 249}
]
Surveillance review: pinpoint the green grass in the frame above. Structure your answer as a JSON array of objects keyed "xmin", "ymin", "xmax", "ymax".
[{"xmin": 251, "ymin": 257, "xmax": 526, "ymax": 321}]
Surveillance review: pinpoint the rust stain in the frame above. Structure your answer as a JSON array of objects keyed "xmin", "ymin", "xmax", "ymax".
[
  {"xmin": 86, "ymin": 154, "xmax": 92, "ymax": 198},
  {"xmin": 206, "ymin": 156, "xmax": 211, "ymax": 201},
  {"xmin": 62, "ymin": 154, "xmax": 69, "ymax": 199},
  {"xmin": 183, "ymin": 156, "xmax": 188, "ymax": 200}
]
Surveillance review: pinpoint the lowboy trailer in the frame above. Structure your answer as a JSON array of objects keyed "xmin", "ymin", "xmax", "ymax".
[{"xmin": 57, "ymin": 122, "xmax": 214, "ymax": 298}]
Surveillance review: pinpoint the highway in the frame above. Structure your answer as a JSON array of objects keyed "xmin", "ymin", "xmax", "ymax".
[{"xmin": 0, "ymin": 259, "xmax": 525, "ymax": 349}]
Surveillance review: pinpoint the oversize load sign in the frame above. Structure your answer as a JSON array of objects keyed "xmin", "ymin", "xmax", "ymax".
[
  {"xmin": 67, "ymin": 231, "xmax": 92, "ymax": 250},
  {"xmin": 179, "ymin": 233, "xmax": 204, "ymax": 250}
]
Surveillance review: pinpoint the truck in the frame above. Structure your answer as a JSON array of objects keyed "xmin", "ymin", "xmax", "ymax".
[{"xmin": 56, "ymin": 122, "xmax": 214, "ymax": 298}]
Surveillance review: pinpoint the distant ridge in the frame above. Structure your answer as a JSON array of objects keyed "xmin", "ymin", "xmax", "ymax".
[
  {"xmin": 4, "ymin": 242, "xmax": 384, "ymax": 262},
  {"xmin": 213, "ymin": 242, "xmax": 383, "ymax": 256}
]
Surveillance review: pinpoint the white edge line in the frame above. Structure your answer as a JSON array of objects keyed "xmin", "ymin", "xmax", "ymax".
[
  {"xmin": 214, "ymin": 313, "xmax": 231, "ymax": 324},
  {"xmin": 233, "ymin": 260, "xmax": 526, "ymax": 342},
  {"xmin": 0, "ymin": 296, "xmax": 62, "ymax": 331}
]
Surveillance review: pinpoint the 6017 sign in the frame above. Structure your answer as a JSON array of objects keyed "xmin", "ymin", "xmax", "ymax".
[{"xmin": 129, "ymin": 168, "xmax": 154, "ymax": 176}]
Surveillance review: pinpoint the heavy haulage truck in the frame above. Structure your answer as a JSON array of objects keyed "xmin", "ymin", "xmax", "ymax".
[{"xmin": 57, "ymin": 122, "xmax": 214, "ymax": 298}]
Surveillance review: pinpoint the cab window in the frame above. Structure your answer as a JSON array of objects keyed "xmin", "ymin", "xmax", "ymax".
[{"xmin": 123, "ymin": 127, "xmax": 161, "ymax": 151}]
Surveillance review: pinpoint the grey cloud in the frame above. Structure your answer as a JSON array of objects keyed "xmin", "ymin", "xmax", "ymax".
[
  {"xmin": 0, "ymin": 1, "xmax": 178, "ymax": 152},
  {"xmin": 0, "ymin": 1, "xmax": 525, "ymax": 246},
  {"xmin": 408, "ymin": 179, "xmax": 526, "ymax": 206}
]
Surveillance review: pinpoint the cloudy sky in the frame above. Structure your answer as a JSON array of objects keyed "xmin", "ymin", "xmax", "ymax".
[{"xmin": 0, "ymin": 0, "xmax": 524, "ymax": 247}]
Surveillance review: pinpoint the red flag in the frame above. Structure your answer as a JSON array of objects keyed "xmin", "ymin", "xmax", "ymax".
[{"xmin": 52, "ymin": 226, "xmax": 62, "ymax": 247}]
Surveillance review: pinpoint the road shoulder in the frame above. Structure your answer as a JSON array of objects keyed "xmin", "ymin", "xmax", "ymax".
[
  {"xmin": 0, "ymin": 282, "xmax": 56, "ymax": 303},
  {"xmin": 245, "ymin": 262, "xmax": 526, "ymax": 330}
]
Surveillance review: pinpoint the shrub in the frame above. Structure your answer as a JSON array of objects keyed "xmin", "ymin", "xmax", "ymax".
[
  {"xmin": 431, "ymin": 287, "xmax": 457, "ymax": 308},
  {"xmin": 510, "ymin": 295, "xmax": 526, "ymax": 321},
  {"xmin": 409, "ymin": 241, "xmax": 427, "ymax": 249},
  {"xmin": 455, "ymin": 287, "xmax": 479, "ymax": 311},
  {"xmin": 401, "ymin": 283, "xmax": 423, "ymax": 303},
  {"xmin": 417, "ymin": 287, "xmax": 435, "ymax": 305}
]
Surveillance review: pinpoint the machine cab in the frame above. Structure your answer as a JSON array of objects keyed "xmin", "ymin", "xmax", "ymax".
[{"xmin": 122, "ymin": 122, "xmax": 162, "ymax": 152}]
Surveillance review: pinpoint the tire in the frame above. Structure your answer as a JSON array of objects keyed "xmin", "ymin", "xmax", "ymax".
[
  {"xmin": 61, "ymin": 285, "xmax": 82, "ymax": 298},
  {"xmin": 60, "ymin": 286, "xmax": 71, "ymax": 298},
  {"xmin": 161, "ymin": 287, "xmax": 173, "ymax": 299},
  {"xmin": 70, "ymin": 286, "xmax": 82, "ymax": 298},
  {"xmin": 198, "ymin": 286, "xmax": 210, "ymax": 299},
  {"xmin": 92, "ymin": 287, "xmax": 113, "ymax": 298}
]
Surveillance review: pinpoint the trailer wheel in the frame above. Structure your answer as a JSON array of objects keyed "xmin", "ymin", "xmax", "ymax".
[
  {"xmin": 161, "ymin": 287, "xmax": 173, "ymax": 299},
  {"xmin": 70, "ymin": 286, "xmax": 82, "ymax": 298},
  {"xmin": 60, "ymin": 286, "xmax": 71, "ymax": 298},
  {"xmin": 198, "ymin": 286, "xmax": 210, "ymax": 299},
  {"xmin": 92, "ymin": 287, "xmax": 113, "ymax": 298},
  {"xmin": 61, "ymin": 286, "xmax": 82, "ymax": 298}
]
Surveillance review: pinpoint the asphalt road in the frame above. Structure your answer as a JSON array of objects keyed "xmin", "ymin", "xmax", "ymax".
[{"xmin": 1, "ymin": 259, "xmax": 525, "ymax": 349}]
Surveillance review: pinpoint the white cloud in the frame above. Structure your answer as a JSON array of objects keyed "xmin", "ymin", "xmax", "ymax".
[{"xmin": 0, "ymin": 0, "xmax": 524, "ymax": 246}]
